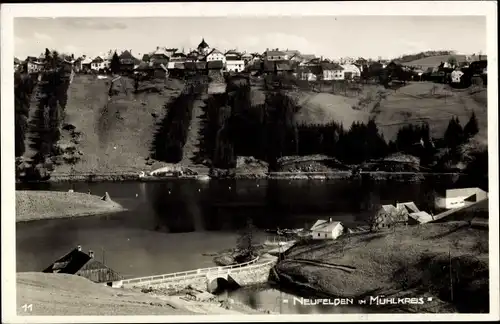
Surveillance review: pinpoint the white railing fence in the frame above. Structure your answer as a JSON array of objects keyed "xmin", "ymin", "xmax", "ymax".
[{"xmin": 121, "ymin": 256, "xmax": 262, "ymax": 286}]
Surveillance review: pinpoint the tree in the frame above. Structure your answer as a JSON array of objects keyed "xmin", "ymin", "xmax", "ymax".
[
  {"xmin": 447, "ymin": 56, "xmax": 458, "ymax": 68},
  {"xmin": 236, "ymin": 218, "xmax": 257, "ymax": 262},
  {"xmin": 444, "ymin": 116, "xmax": 464, "ymax": 149},
  {"xmin": 110, "ymin": 52, "xmax": 121, "ymax": 75},
  {"xmin": 463, "ymin": 112, "xmax": 479, "ymax": 140}
]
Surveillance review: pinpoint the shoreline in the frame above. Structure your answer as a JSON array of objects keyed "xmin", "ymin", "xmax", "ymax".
[
  {"xmin": 16, "ymin": 170, "xmax": 466, "ymax": 184},
  {"xmin": 15, "ymin": 190, "xmax": 127, "ymax": 223}
]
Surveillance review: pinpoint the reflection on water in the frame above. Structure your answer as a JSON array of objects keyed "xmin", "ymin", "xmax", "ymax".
[
  {"xmin": 17, "ymin": 178, "xmax": 456, "ymax": 278},
  {"xmin": 225, "ymin": 285, "xmax": 373, "ymax": 314}
]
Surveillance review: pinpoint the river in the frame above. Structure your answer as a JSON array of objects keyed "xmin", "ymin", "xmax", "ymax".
[{"xmin": 16, "ymin": 177, "xmax": 466, "ymax": 313}]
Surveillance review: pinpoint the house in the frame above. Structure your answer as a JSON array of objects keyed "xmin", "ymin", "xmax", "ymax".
[
  {"xmin": 395, "ymin": 201, "xmax": 420, "ymax": 214},
  {"xmin": 372, "ymin": 204, "xmax": 409, "ymax": 229},
  {"xmin": 431, "ymin": 197, "xmax": 489, "ymax": 223},
  {"xmin": 225, "ymin": 51, "xmax": 245, "ymax": 73},
  {"xmin": 340, "ymin": 64, "xmax": 361, "ymax": 80},
  {"xmin": 297, "ymin": 65, "xmax": 321, "ymax": 81},
  {"xmin": 90, "ymin": 56, "xmax": 106, "ymax": 71},
  {"xmin": 186, "ymin": 50, "xmax": 200, "ymax": 62},
  {"xmin": 150, "ymin": 47, "xmax": 170, "ymax": 66},
  {"xmin": 14, "ymin": 57, "xmax": 21, "ymax": 70},
  {"xmin": 26, "ymin": 61, "xmax": 44, "ymax": 74},
  {"xmin": 197, "ymin": 38, "xmax": 211, "ymax": 55},
  {"xmin": 310, "ymin": 218, "xmax": 346, "ymax": 240},
  {"xmin": 451, "ymin": 68, "xmax": 465, "ymax": 83},
  {"xmin": 206, "ymin": 49, "xmax": 226, "ymax": 65},
  {"xmin": 119, "ymin": 50, "xmax": 138, "ymax": 72},
  {"xmin": 264, "ymin": 49, "xmax": 288, "ymax": 61},
  {"xmin": 241, "ymin": 52, "xmax": 253, "ymax": 63},
  {"xmin": 80, "ymin": 57, "xmax": 93, "ymax": 72},
  {"xmin": 435, "ymin": 188, "xmax": 488, "ymax": 210},
  {"xmin": 43, "ymin": 245, "xmax": 123, "ymax": 286},
  {"xmin": 408, "ymin": 211, "xmax": 435, "ymax": 224},
  {"xmin": 322, "ymin": 62, "xmax": 344, "ymax": 80}
]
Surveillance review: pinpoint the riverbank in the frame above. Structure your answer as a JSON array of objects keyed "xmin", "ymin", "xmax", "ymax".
[
  {"xmin": 15, "ymin": 190, "xmax": 126, "ymax": 222},
  {"xmin": 16, "ymin": 272, "xmax": 258, "ymax": 315},
  {"xmin": 16, "ymin": 170, "xmax": 465, "ymax": 183},
  {"xmin": 273, "ymin": 221, "xmax": 489, "ymax": 313}
]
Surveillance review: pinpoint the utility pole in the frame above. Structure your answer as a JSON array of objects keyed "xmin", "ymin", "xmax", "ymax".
[
  {"xmin": 102, "ymin": 247, "xmax": 105, "ymax": 265},
  {"xmin": 449, "ymin": 249, "xmax": 453, "ymax": 302}
]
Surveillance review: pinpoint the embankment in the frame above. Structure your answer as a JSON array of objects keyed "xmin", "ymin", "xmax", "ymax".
[
  {"xmin": 273, "ymin": 221, "xmax": 489, "ymax": 313},
  {"xmin": 15, "ymin": 190, "xmax": 126, "ymax": 222}
]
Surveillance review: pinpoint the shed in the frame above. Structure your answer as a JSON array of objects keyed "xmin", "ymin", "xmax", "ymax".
[
  {"xmin": 408, "ymin": 211, "xmax": 434, "ymax": 224},
  {"xmin": 373, "ymin": 204, "xmax": 409, "ymax": 229},
  {"xmin": 396, "ymin": 202, "xmax": 420, "ymax": 214},
  {"xmin": 310, "ymin": 218, "xmax": 346, "ymax": 240},
  {"xmin": 436, "ymin": 188, "xmax": 488, "ymax": 210},
  {"xmin": 43, "ymin": 246, "xmax": 122, "ymax": 285}
]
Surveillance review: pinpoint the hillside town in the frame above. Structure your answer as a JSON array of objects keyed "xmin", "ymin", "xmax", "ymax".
[{"xmin": 15, "ymin": 37, "xmax": 487, "ymax": 87}]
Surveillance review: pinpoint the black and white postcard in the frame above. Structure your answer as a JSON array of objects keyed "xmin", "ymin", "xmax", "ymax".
[{"xmin": 1, "ymin": 2, "xmax": 498, "ymax": 322}]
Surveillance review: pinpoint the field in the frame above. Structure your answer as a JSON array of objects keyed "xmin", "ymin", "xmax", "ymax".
[{"xmin": 275, "ymin": 220, "xmax": 489, "ymax": 313}]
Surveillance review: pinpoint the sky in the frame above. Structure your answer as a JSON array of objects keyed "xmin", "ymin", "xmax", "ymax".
[{"xmin": 14, "ymin": 16, "xmax": 487, "ymax": 60}]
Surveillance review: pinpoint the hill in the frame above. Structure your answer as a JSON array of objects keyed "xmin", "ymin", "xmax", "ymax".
[
  {"xmin": 274, "ymin": 220, "xmax": 489, "ymax": 313},
  {"xmin": 400, "ymin": 55, "xmax": 466, "ymax": 69},
  {"xmin": 46, "ymin": 75, "xmax": 184, "ymax": 175},
  {"xmin": 374, "ymin": 83, "xmax": 487, "ymax": 143},
  {"xmin": 286, "ymin": 82, "xmax": 487, "ymax": 144}
]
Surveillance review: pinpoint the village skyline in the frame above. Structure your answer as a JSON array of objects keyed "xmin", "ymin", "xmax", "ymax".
[{"xmin": 14, "ymin": 16, "xmax": 486, "ymax": 61}]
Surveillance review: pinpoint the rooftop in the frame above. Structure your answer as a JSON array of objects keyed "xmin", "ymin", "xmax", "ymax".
[{"xmin": 310, "ymin": 219, "xmax": 343, "ymax": 232}]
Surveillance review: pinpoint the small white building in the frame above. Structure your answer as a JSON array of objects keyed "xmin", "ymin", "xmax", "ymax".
[
  {"xmin": 435, "ymin": 188, "xmax": 488, "ymax": 210},
  {"xmin": 451, "ymin": 69, "xmax": 464, "ymax": 83},
  {"xmin": 340, "ymin": 64, "xmax": 361, "ymax": 79},
  {"xmin": 310, "ymin": 218, "xmax": 345, "ymax": 240},
  {"xmin": 206, "ymin": 49, "xmax": 226, "ymax": 65},
  {"xmin": 90, "ymin": 56, "xmax": 106, "ymax": 71}
]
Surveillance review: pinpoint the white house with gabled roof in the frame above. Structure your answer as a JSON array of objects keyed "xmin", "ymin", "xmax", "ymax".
[
  {"xmin": 435, "ymin": 188, "xmax": 488, "ymax": 210},
  {"xmin": 206, "ymin": 48, "xmax": 226, "ymax": 65},
  {"xmin": 310, "ymin": 218, "xmax": 345, "ymax": 240}
]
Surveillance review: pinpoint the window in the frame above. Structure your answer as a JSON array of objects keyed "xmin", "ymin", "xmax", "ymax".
[
  {"xmin": 324, "ymin": 233, "xmax": 327, "ymax": 238},
  {"xmin": 317, "ymin": 233, "xmax": 320, "ymax": 237}
]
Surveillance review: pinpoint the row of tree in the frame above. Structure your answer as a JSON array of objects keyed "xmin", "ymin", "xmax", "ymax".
[
  {"xmin": 15, "ymin": 49, "xmax": 73, "ymax": 180},
  {"xmin": 150, "ymin": 83, "xmax": 205, "ymax": 163},
  {"xmin": 200, "ymin": 77, "xmax": 481, "ymax": 170},
  {"xmin": 15, "ymin": 73, "xmax": 37, "ymax": 157}
]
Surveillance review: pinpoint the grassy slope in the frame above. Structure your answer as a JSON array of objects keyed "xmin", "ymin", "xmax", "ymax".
[
  {"xmin": 16, "ymin": 272, "xmax": 192, "ymax": 315},
  {"xmin": 401, "ymin": 55, "xmax": 460, "ymax": 68},
  {"xmin": 288, "ymin": 82, "xmax": 487, "ymax": 144},
  {"xmin": 375, "ymin": 83, "xmax": 488, "ymax": 142},
  {"xmin": 16, "ymin": 272, "xmax": 261, "ymax": 315},
  {"xmin": 53, "ymin": 75, "xmax": 182, "ymax": 174},
  {"xmin": 275, "ymin": 220, "xmax": 489, "ymax": 312},
  {"xmin": 15, "ymin": 190, "xmax": 125, "ymax": 222}
]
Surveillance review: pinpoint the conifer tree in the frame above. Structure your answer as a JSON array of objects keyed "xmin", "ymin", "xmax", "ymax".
[{"xmin": 463, "ymin": 111, "xmax": 479, "ymax": 140}]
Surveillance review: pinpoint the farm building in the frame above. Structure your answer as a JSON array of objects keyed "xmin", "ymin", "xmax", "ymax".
[
  {"xmin": 408, "ymin": 211, "xmax": 435, "ymax": 224},
  {"xmin": 310, "ymin": 218, "xmax": 346, "ymax": 240},
  {"xmin": 435, "ymin": 187, "xmax": 488, "ymax": 210},
  {"xmin": 43, "ymin": 245, "xmax": 122, "ymax": 286},
  {"xmin": 372, "ymin": 204, "xmax": 410, "ymax": 229}
]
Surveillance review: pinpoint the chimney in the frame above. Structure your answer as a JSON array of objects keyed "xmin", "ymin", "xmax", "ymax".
[
  {"xmin": 89, "ymin": 250, "xmax": 94, "ymax": 259},
  {"xmin": 77, "ymin": 245, "xmax": 82, "ymax": 252},
  {"xmin": 329, "ymin": 218, "xmax": 333, "ymax": 223}
]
